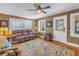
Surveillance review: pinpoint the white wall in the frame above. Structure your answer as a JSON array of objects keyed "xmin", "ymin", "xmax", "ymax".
[{"xmin": 53, "ymin": 15, "xmax": 67, "ymax": 43}]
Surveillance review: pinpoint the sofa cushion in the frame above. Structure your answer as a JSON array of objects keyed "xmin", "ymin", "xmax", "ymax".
[
  {"xmin": 15, "ymin": 34, "xmax": 22, "ymax": 37},
  {"xmin": 22, "ymin": 33, "xmax": 28, "ymax": 35}
]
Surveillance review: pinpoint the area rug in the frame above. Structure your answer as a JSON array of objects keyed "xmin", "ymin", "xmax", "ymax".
[{"xmin": 13, "ymin": 38, "xmax": 74, "ymax": 56}]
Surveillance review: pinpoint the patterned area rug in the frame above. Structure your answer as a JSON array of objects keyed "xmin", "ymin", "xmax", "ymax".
[{"xmin": 13, "ymin": 38, "xmax": 74, "ymax": 56}]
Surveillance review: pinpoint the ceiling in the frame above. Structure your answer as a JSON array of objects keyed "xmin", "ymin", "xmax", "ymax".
[{"xmin": 0, "ymin": 3, "xmax": 79, "ymax": 20}]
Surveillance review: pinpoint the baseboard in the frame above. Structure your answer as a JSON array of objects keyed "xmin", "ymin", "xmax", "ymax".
[
  {"xmin": 66, "ymin": 42, "xmax": 79, "ymax": 47},
  {"xmin": 53, "ymin": 39, "xmax": 79, "ymax": 48}
]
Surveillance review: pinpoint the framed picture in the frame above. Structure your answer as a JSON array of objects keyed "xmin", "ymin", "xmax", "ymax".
[
  {"xmin": 56, "ymin": 19, "xmax": 65, "ymax": 31},
  {"xmin": 46, "ymin": 21, "xmax": 52, "ymax": 27},
  {"xmin": 0, "ymin": 20, "xmax": 8, "ymax": 27}
]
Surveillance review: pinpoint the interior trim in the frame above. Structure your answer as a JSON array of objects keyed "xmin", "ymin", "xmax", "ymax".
[{"xmin": 0, "ymin": 13, "xmax": 32, "ymax": 20}]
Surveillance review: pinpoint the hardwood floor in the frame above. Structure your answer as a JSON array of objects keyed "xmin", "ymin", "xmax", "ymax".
[{"xmin": 45, "ymin": 40, "xmax": 79, "ymax": 56}]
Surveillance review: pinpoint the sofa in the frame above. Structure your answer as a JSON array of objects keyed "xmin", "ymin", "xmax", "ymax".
[{"xmin": 11, "ymin": 29, "xmax": 38, "ymax": 44}]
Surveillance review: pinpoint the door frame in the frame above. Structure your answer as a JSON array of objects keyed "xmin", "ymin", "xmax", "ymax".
[{"xmin": 53, "ymin": 15, "xmax": 67, "ymax": 43}]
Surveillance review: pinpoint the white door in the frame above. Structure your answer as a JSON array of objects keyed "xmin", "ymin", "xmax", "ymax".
[{"xmin": 53, "ymin": 15, "xmax": 67, "ymax": 43}]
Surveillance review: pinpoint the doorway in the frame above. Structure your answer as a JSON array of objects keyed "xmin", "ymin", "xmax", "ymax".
[{"xmin": 53, "ymin": 15, "xmax": 67, "ymax": 43}]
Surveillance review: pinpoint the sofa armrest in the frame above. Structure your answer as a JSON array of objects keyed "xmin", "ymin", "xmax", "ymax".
[
  {"xmin": 11, "ymin": 35, "xmax": 16, "ymax": 40},
  {"xmin": 32, "ymin": 33, "xmax": 39, "ymax": 37}
]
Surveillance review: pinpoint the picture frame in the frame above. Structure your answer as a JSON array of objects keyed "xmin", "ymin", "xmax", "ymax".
[
  {"xmin": 56, "ymin": 19, "xmax": 65, "ymax": 31},
  {"xmin": 0, "ymin": 20, "xmax": 8, "ymax": 27},
  {"xmin": 46, "ymin": 21, "xmax": 52, "ymax": 27}
]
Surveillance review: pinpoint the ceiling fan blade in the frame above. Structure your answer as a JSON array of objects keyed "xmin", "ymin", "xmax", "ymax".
[
  {"xmin": 33, "ymin": 3, "xmax": 42, "ymax": 9},
  {"xmin": 41, "ymin": 6, "xmax": 50, "ymax": 10},
  {"xmin": 27, "ymin": 9, "xmax": 36, "ymax": 11},
  {"xmin": 33, "ymin": 3, "xmax": 38, "ymax": 8},
  {"xmin": 41, "ymin": 11, "xmax": 47, "ymax": 13}
]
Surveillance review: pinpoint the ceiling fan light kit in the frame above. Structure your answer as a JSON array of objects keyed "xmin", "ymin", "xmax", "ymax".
[{"xmin": 37, "ymin": 10, "xmax": 41, "ymax": 13}]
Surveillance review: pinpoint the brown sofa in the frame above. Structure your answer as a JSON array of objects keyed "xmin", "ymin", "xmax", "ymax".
[{"xmin": 11, "ymin": 29, "xmax": 38, "ymax": 44}]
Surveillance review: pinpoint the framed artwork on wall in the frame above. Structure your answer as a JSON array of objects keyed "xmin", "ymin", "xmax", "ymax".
[
  {"xmin": 46, "ymin": 21, "xmax": 52, "ymax": 27},
  {"xmin": 56, "ymin": 19, "xmax": 65, "ymax": 31},
  {"xmin": 0, "ymin": 20, "xmax": 8, "ymax": 27}
]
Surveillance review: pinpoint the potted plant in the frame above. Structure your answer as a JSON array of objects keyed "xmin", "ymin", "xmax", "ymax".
[{"xmin": 44, "ymin": 33, "xmax": 53, "ymax": 41}]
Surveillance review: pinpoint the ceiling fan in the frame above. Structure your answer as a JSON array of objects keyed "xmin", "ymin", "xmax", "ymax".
[{"xmin": 27, "ymin": 4, "xmax": 50, "ymax": 14}]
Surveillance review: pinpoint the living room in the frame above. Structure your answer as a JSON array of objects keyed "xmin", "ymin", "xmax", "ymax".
[{"xmin": 0, "ymin": 3, "xmax": 79, "ymax": 56}]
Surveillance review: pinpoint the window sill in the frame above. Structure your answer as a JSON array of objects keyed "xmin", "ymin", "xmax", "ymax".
[{"xmin": 70, "ymin": 34, "xmax": 79, "ymax": 38}]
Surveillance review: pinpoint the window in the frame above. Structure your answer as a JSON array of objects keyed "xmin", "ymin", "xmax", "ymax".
[
  {"xmin": 75, "ymin": 18, "xmax": 79, "ymax": 34},
  {"xmin": 10, "ymin": 18, "xmax": 32, "ymax": 30},
  {"xmin": 11, "ymin": 20, "xmax": 24, "ymax": 30},
  {"xmin": 70, "ymin": 12, "xmax": 79, "ymax": 37},
  {"xmin": 38, "ymin": 20, "xmax": 46, "ymax": 32}
]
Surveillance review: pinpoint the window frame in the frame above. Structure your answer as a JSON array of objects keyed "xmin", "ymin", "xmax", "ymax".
[{"xmin": 38, "ymin": 19, "xmax": 46, "ymax": 33}]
